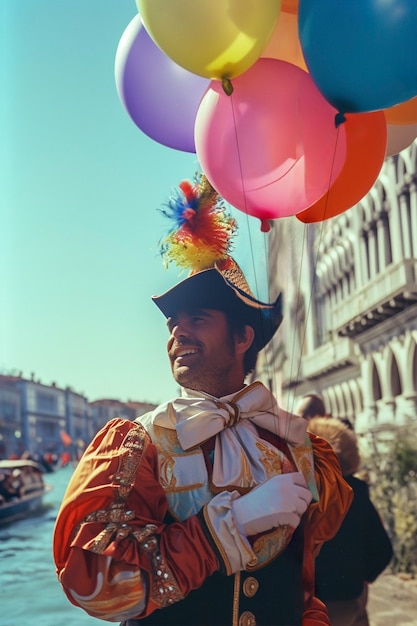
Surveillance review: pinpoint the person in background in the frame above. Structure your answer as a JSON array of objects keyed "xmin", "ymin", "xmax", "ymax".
[
  {"xmin": 53, "ymin": 176, "xmax": 352, "ymax": 626},
  {"xmin": 307, "ymin": 416, "xmax": 393, "ymax": 626},
  {"xmin": 295, "ymin": 394, "xmax": 327, "ymax": 421},
  {"xmin": 296, "ymin": 393, "xmax": 354, "ymax": 430},
  {"xmin": 0, "ymin": 469, "xmax": 23, "ymax": 501}
]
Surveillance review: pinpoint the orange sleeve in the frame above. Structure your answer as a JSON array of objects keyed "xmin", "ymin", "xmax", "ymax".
[
  {"xmin": 303, "ymin": 596, "xmax": 332, "ymax": 626},
  {"xmin": 53, "ymin": 418, "xmax": 219, "ymax": 622},
  {"xmin": 307, "ymin": 432, "xmax": 353, "ymax": 551}
]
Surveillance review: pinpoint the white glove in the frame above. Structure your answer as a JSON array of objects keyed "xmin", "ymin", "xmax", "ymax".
[{"xmin": 231, "ymin": 472, "xmax": 312, "ymax": 537}]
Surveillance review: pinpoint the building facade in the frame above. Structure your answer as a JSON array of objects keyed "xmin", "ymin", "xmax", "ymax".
[
  {"xmin": 0, "ymin": 374, "xmax": 156, "ymax": 460},
  {"xmin": 90, "ymin": 398, "xmax": 156, "ymax": 433},
  {"xmin": 0, "ymin": 378, "xmax": 22, "ymax": 459},
  {"xmin": 257, "ymin": 139, "xmax": 417, "ymax": 452}
]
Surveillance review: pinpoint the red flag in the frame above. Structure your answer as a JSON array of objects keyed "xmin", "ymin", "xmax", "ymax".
[{"xmin": 60, "ymin": 431, "xmax": 72, "ymax": 446}]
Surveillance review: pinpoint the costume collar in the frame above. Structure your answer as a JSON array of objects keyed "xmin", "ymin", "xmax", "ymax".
[{"xmin": 150, "ymin": 382, "xmax": 307, "ymax": 451}]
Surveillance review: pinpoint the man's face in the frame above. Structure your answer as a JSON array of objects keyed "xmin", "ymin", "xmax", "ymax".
[{"xmin": 166, "ymin": 308, "xmax": 244, "ymax": 397}]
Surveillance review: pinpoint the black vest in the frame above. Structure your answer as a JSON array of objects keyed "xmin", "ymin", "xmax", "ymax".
[{"xmin": 122, "ymin": 524, "xmax": 304, "ymax": 626}]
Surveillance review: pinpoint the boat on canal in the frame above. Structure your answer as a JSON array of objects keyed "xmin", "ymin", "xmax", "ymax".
[{"xmin": 0, "ymin": 459, "xmax": 52, "ymax": 525}]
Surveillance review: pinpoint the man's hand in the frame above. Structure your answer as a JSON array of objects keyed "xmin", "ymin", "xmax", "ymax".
[{"xmin": 231, "ymin": 472, "xmax": 312, "ymax": 537}]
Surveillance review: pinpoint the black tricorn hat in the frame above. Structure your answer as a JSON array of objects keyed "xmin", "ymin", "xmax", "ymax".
[{"xmin": 152, "ymin": 258, "xmax": 283, "ymax": 351}]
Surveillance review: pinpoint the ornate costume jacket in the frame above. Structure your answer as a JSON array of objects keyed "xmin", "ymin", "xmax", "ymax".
[{"xmin": 53, "ymin": 383, "xmax": 352, "ymax": 626}]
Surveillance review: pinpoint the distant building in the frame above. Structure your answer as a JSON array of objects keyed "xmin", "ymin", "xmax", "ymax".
[
  {"xmin": 0, "ymin": 374, "xmax": 156, "ymax": 460},
  {"xmin": 256, "ymin": 140, "xmax": 417, "ymax": 454},
  {"xmin": 0, "ymin": 376, "xmax": 22, "ymax": 458},
  {"xmin": 90, "ymin": 398, "xmax": 156, "ymax": 432}
]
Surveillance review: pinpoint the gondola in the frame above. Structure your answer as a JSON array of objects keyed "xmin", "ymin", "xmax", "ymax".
[{"xmin": 0, "ymin": 459, "xmax": 52, "ymax": 525}]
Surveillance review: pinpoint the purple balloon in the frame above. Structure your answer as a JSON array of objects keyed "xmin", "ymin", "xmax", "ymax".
[{"xmin": 115, "ymin": 15, "xmax": 209, "ymax": 153}]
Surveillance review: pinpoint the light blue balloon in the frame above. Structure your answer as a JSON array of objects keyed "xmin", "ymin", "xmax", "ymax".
[{"xmin": 299, "ymin": 0, "xmax": 417, "ymax": 114}]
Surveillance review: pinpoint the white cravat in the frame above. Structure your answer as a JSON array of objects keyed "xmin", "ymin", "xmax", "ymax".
[
  {"xmin": 148, "ymin": 382, "xmax": 314, "ymax": 492},
  {"xmin": 151, "ymin": 381, "xmax": 307, "ymax": 450}
]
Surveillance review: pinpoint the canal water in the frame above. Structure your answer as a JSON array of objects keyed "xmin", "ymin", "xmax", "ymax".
[{"xmin": 0, "ymin": 465, "xmax": 98, "ymax": 626}]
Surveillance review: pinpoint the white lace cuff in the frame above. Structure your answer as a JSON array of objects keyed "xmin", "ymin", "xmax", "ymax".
[{"xmin": 203, "ymin": 491, "xmax": 257, "ymax": 575}]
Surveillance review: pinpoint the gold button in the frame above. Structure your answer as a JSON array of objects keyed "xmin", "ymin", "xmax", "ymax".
[
  {"xmin": 239, "ymin": 610, "xmax": 256, "ymax": 626},
  {"xmin": 243, "ymin": 576, "xmax": 259, "ymax": 598}
]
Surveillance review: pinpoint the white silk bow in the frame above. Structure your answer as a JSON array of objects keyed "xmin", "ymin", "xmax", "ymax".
[
  {"xmin": 172, "ymin": 382, "xmax": 307, "ymax": 450},
  {"xmin": 147, "ymin": 381, "xmax": 318, "ymax": 497}
]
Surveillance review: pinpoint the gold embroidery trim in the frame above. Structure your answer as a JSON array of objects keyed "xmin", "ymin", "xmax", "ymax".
[
  {"xmin": 232, "ymin": 572, "xmax": 241, "ymax": 626},
  {"xmin": 77, "ymin": 424, "xmax": 184, "ymax": 607},
  {"xmin": 140, "ymin": 532, "xmax": 184, "ymax": 607},
  {"xmin": 80, "ymin": 424, "xmax": 149, "ymax": 553}
]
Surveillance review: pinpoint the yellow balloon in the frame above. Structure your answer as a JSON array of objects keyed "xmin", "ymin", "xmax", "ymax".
[{"xmin": 136, "ymin": 0, "xmax": 282, "ymax": 80}]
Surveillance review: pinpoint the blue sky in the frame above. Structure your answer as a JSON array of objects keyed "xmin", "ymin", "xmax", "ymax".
[{"xmin": 1, "ymin": 0, "xmax": 269, "ymax": 404}]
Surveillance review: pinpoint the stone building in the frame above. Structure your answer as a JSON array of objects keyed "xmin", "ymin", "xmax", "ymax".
[
  {"xmin": 0, "ymin": 373, "xmax": 91, "ymax": 458},
  {"xmin": 90, "ymin": 398, "xmax": 156, "ymax": 433},
  {"xmin": 256, "ymin": 140, "xmax": 417, "ymax": 453},
  {"xmin": 0, "ymin": 377, "xmax": 22, "ymax": 459},
  {"xmin": 0, "ymin": 374, "xmax": 156, "ymax": 460}
]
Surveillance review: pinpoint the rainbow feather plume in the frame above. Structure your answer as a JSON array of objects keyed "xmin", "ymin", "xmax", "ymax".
[{"xmin": 159, "ymin": 174, "xmax": 237, "ymax": 273}]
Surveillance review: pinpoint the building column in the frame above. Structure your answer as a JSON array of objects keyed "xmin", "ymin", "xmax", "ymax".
[
  {"xmin": 398, "ymin": 394, "xmax": 417, "ymax": 426},
  {"xmin": 380, "ymin": 398, "xmax": 396, "ymax": 425},
  {"xmin": 376, "ymin": 215, "xmax": 389, "ymax": 270},
  {"xmin": 367, "ymin": 225, "xmax": 378, "ymax": 278},
  {"xmin": 399, "ymin": 192, "xmax": 412, "ymax": 258},
  {"xmin": 359, "ymin": 228, "xmax": 370, "ymax": 284},
  {"xmin": 409, "ymin": 182, "xmax": 417, "ymax": 257},
  {"xmin": 387, "ymin": 193, "xmax": 404, "ymax": 263}
]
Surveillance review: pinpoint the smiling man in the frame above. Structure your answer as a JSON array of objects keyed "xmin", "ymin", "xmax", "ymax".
[
  {"xmin": 166, "ymin": 306, "xmax": 254, "ymax": 396},
  {"xmin": 167, "ymin": 309, "xmax": 240, "ymax": 394},
  {"xmin": 53, "ymin": 176, "xmax": 352, "ymax": 626}
]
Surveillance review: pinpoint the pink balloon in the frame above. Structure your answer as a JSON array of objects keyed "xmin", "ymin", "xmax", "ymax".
[{"xmin": 195, "ymin": 58, "xmax": 347, "ymax": 219}]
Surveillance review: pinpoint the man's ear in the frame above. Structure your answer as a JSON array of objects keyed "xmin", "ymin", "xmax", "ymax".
[{"xmin": 235, "ymin": 324, "xmax": 255, "ymax": 355}]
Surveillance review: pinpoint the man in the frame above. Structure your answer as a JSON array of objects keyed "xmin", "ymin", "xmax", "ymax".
[{"xmin": 53, "ymin": 177, "xmax": 352, "ymax": 626}]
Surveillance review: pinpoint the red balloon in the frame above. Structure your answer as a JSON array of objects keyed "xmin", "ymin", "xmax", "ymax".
[{"xmin": 296, "ymin": 111, "xmax": 387, "ymax": 223}]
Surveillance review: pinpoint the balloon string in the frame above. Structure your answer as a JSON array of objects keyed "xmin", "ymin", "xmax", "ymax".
[
  {"xmin": 230, "ymin": 93, "xmax": 290, "ymax": 439},
  {"xmin": 286, "ymin": 223, "xmax": 307, "ymax": 415},
  {"xmin": 287, "ymin": 124, "xmax": 343, "ymax": 413},
  {"xmin": 229, "ymin": 91, "xmax": 264, "ymax": 302},
  {"xmin": 227, "ymin": 93, "xmax": 343, "ymax": 442}
]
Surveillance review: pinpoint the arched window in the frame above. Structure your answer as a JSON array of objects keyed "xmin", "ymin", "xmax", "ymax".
[
  {"xmin": 335, "ymin": 384, "xmax": 346, "ymax": 418},
  {"xmin": 326, "ymin": 387, "xmax": 338, "ymax": 418},
  {"xmin": 371, "ymin": 360, "xmax": 383, "ymax": 402},
  {"xmin": 348, "ymin": 379, "xmax": 363, "ymax": 417},
  {"xmin": 389, "ymin": 353, "xmax": 402, "ymax": 397}
]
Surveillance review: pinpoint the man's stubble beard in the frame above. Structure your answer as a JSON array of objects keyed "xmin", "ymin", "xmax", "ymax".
[{"xmin": 171, "ymin": 335, "xmax": 237, "ymax": 396}]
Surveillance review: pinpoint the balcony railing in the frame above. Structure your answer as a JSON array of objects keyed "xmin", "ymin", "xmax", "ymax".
[
  {"xmin": 300, "ymin": 336, "xmax": 357, "ymax": 379},
  {"xmin": 331, "ymin": 258, "xmax": 417, "ymax": 334}
]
